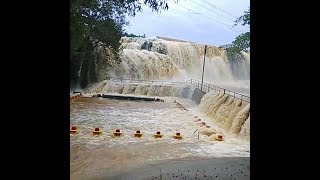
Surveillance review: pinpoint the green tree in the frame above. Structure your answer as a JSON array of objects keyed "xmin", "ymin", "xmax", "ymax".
[
  {"xmin": 235, "ymin": 8, "xmax": 250, "ymax": 26},
  {"xmin": 70, "ymin": 0, "xmax": 172, "ymax": 88},
  {"xmin": 226, "ymin": 7, "xmax": 250, "ymax": 55},
  {"xmin": 225, "ymin": 7, "xmax": 250, "ymax": 79}
]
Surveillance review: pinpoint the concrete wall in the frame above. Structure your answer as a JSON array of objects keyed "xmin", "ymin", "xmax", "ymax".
[{"xmin": 191, "ymin": 88, "xmax": 206, "ymax": 104}]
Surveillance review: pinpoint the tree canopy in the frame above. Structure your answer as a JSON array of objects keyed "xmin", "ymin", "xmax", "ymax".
[
  {"xmin": 226, "ymin": 7, "xmax": 250, "ymax": 54},
  {"xmin": 70, "ymin": 0, "xmax": 171, "ymax": 88},
  {"xmin": 235, "ymin": 8, "xmax": 250, "ymax": 26}
]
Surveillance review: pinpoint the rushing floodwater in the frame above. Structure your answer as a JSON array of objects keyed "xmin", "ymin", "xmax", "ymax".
[{"xmin": 70, "ymin": 97, "xmax": 249, "ymax": 178}]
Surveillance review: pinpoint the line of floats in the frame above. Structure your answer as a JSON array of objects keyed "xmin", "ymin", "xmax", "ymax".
[
  {"xmin": 70, "ymin": 92, "xmax": 224, "ymax": 141},
  {"xmin": 70, "ymin": 127, "xmax": 223, "ymax": 141},
  {"xmin": 70, "ymin": 127, "xmax": 187, "ymax": 139},
  {"xmin": 70, "ymin": 92, "xmax": 83, "ymax": 101}
]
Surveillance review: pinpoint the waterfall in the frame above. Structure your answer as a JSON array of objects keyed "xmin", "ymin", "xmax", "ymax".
[
  {"xmin": 199, "ymin": 91, "xmax": 250, "ymax": 135},
  {"xmin": 84, "ymin": 37, "xmax": 250, "ymax": 137},
  {"xmin": 114, "ymin": 37, "xmax": 240, "ymax": 83},
  {"xmin": 85, "ymin": 80, "xmax": 195, "ymax": 98}
]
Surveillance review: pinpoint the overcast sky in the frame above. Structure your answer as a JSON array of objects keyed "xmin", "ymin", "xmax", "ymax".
[{"xmin": 125, "ymin": 0, "xmax": 250, "ymax": 46}]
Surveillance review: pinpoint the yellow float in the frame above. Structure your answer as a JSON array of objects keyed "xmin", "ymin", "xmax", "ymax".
[
  {"xmin": 134, "ymin": 130, "xmax": 143, "ymax": 138},
  {"xmin": 113, "ymin": 129, "xmax": 122, "ymax": 137},
  {"xmin": 173, "ymin": 132, "xmax": 183, "ymax": 139},
  {"xmin": 215, "ymin": 134, "xmax": 224, "ymax": 141},
  {"xmin": 194, "ymin": 118, "xmax": 201, "ymax": 122},
  {"xmin": 92, "ymin": 128, "xmax": 102, "ymax": 135},
  {"xmin": 200, "ymin": 122, "xmax": 207, "ymax": 127},
  {"xmin": 70, "ymin": 126, "xmax": 78, "ymax": 134},
  {"xmin": 154, "ymin": 131, "xmax": 163, "ymax": 138}
]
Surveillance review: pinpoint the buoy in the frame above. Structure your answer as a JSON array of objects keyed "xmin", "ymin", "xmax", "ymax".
[
  {"xmin": 215, "ymin": 134, "xmax": 224, "ymax": 141},
  {"xmin": 200, "ymin": 122, "xmax": 206, "ymax": 126},
  {"xmin": 194, "ymin": 118, "xmax": 201, "ymax": 122},
  {"xmin": 93, "ymin": 128, "xmax": 102, "ymax": 135},
  {"xmin": 70, "ymin": 126, "xmax": 78, "ymax": 134},
  {"xmin": 113, "ymin": 129, "xmax": 122, "ymax": 137},
  {"xmin": 154, "ymin": 131, "xmax": 163, "ymax": 138},
  {"xmin": 173, "ymin": 132, "xmax": 183, "ymax": 139},
  {"xmin": 92, "ymin": 94, "xmax": 101, "ymax": 97},
  {"xmin": 134, "ymin": 130, "xmax": 143, "ymax": 138}
]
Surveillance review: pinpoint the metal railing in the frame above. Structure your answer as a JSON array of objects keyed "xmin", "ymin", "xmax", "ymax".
[
  {"xmin": 110, "ymin": 78, "xmax": 189, "ymax": 86},
  {"xmin": 187, "ymin": 79, "xmax": 250, "ymax": 103},
  {"xmin": 110, "ymin": 78, "xmax": 250, "ymax": 103}
]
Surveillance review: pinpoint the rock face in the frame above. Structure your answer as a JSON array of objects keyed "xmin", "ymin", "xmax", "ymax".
[{"xmin": 141, "ymin": 41, "xmax": 153, "ymax": 51}]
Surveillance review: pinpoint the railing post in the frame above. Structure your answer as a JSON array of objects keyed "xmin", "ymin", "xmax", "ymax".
[
  {"xmin": 223, "ymin": 89, "xmax": 225, "ymax": 94},
  {"xmin": 201, "ymin": 45, "xmax": 207, "ymax": 91},
  {"xmin": 191, "ymin": 79, "xmax": 192, "ymax": 84}
]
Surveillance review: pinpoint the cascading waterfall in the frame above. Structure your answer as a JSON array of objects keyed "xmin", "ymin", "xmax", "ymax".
[
  {"xmin": 85, "ymin": 80, "xmax": 195, "ymax": 98},
  {"xmin": 199, "ymin": 91, "xmax": 250, "ymax": 136},
  {"xmin": 116, "ymin": 49, "xmax": 179, "ymax": 80},
  {"xmin": 134, "ymin": 84, "xmax": 150, "ymax": 95},
  {"xmin": 230, "ymin": 103, "xmax": 250, "ymax": 134},
  {"xmin": 239, "ymin": 114, "xmax": 250, "ymax": 136},
  {"xmin": 85, "ymin": 37, "xmax": 250, "ymax": 137},
  {"xmin": 229, "ymin": 51, "xmax": 250, "ymax": 80},
  {"xmin": 113, "ymin": 37, "xmax": 244, "ymax": 83},
  {"xmin": 86, "ymin": 80, "xmax": 250, "ymax": 136}
]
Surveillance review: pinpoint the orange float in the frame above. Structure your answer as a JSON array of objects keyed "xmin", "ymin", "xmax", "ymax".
[
  {"xmin": 173, "ymin": 132, "xmax": 183, "ymax": 139},
  {"xmin": 194, "ymin": 118, "xmax": 201, "ymax": 122},
  {"xmin": 93, "ymin": 128, "xmax": 102, "ymax": 135},
  {"xmin": 154, "ymin": 131, "xmax": 163, "ymax": 138},
  {"xmin": 113, "ymin": 129, "xmax": 122, "ymax": 137},
  {"xmin": 70, "ymin": 126, "xmax": 78, "ymax": 134},
  {"xmin": 134, "ymin": 130, "xmax": 143, "ymax": 138},
  {"xmin": 215, "ymin": 134, "xmax": 224, "ymax": 141}
]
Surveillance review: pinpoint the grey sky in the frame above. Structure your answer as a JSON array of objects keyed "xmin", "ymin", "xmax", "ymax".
[{"xmin": 125, "ymin": 0, "xmax": 250, "ymax": 46}]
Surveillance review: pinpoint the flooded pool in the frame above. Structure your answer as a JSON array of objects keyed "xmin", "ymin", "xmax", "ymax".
[{"xmin": 70, "ymin": 96, "xmax": 249, "ymax": 178}]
